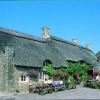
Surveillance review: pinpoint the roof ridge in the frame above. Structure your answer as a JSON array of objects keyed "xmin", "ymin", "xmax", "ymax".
[
  {"xmin": 0, "ymin": 26, "xmax": 39, "ymax": 38},
  {"xmin": 0, "ymin": 27, "xmax": 51, "ymax": 42},
  {"xmin": 51, "ymin": 36, "xmax": 93, "ymax": 53},
  {"xmin": 0, "ymin": 27, "xmax": 94, "ymax": 53},
  {"xmin": 96, "ymin": 51, "xmax": 100, "ymax": 56}
]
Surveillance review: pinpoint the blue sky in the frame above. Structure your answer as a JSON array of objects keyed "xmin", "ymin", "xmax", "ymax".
[{"xmin": 0, "ymin": 0, "xmax": 100, "ymax": 54}]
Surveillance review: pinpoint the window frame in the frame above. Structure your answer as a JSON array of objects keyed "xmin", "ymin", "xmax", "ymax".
[
  {"xmin": 38, "ymin": 71, "xmax": 45, "ymax": 81},
  {"xmin": 19, "ymin": 75, "xmax": 29, "ymax": 83},
  {"xmin": 43, "ymin": 60, "xmax": 52, "ymax": 66}
]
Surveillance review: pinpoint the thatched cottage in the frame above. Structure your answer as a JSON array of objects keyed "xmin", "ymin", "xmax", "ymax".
[
  {"xmin": 95, "ymin": 51, "xmax": 100, "ymax": 70},
  {"xmin": 0, "ymin": 27, "xmax": 99, "ymax": 92},
  {"xmin": 96, "ymin": 51, "xmax": 100, "ymax": 61}
]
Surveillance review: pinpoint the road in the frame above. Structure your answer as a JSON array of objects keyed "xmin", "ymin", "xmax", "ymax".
[{"xmin": 0, "ymin": 85, "xmax": 100, "ymax": 100}]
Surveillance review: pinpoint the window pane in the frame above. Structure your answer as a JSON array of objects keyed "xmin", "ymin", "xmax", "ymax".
[
  {"xmin": 21, "ymin": 76, "xmax": 26, "ymax": 81},
  {"xmin": 43, "ymin": 60, "xmax": 52, "ymax": 66},
  {"xmin": 21, "ymin": 76, "xmax": 23, "ymax": 81},
  {"xmin": 24, "ymin": 76, "xmax": 26, "ymax": 81}
]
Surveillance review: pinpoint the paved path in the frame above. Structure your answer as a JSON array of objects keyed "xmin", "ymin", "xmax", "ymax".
[{"xmin": 0, "ymin": 85, "xmax": 100, "ymax": 100}]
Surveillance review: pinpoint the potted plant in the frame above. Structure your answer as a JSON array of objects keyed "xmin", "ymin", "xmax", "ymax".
[{"xmin": 79, "ymin": 74, "xmax": 87, "ymax": 86}]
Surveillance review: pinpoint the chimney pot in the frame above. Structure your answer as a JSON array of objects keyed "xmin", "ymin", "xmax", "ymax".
[
  {"xmin": 72, "ymin": 38, "xmax": 78, "ymax": 45},
  {"xmin": 42, "ymin": 27, "xmax": 50, "ymax": 38},
  {"xmin": 86, "ymin": 44, "xmax": 90, "ymax": 49}
]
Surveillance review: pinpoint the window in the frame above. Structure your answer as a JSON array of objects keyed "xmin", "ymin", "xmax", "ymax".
[
  {"xmin": 38, "ymin": 72, "xmax": 45, "ymax": 81},
  {"xmin": 40, "ymin": 72, "xmax": 44, "ymax": 79},
  {"xmin": 20, "ymin": 75, "xmax": 29, "ymax": 83},
  {"xmin": 43, "ymin": 60, "xmax": 52, "ymax": 66},
  {"xmin": 21, "ymin": 76, "xmax": 26, "ymax": 81}
]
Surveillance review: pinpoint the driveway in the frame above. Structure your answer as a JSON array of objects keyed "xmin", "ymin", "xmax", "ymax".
[{"xmin": 0, "ymin": 85, "xmax": 100, "ymax": 100}]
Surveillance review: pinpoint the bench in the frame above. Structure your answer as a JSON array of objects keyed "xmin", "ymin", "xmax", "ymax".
[
  {"xmin": 65, "ymin": 80, "xmax": 76, "ymax": 90},
  {"xmin": 29, "ymin": 84, "xmax": 38, "ymax": 93},
  {"xmin": 35, "ymin": 84, "xmax": 53, "ymax": 95},
  {"xmin": 52, "ymin": 84, "xmax": 65, "ymax": 92}
]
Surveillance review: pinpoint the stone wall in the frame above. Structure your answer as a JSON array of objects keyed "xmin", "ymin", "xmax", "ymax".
[
  {"xmin": 4, "ymin": 45, "xmax": 14, "ymax": 92},
  {"xmin": 14, "ymin": 66, "xmax": 39, "ymax": 92},
  {"xmin": 0, "ymin": 50, "xmax": 5, "ymax": 92},
  {"xmin": 0, "ymin": 44, "xmax": 41, "ymax": 92}
]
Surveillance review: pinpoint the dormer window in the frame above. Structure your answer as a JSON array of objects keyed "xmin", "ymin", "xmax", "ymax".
[{"xmin": 43, "ymin": 60, "xmax": 52, "ymax": 66}]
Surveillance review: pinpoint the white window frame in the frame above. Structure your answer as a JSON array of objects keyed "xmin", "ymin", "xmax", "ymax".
[
  {"xmin": 38, "ymin": 72, "xmax": 45, "ymax": 82},
  {"xmin": 19, "ymin": 75, "xmax": 29, "ymax": 84}
]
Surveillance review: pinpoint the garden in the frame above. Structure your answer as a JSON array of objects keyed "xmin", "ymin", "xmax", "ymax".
[
  {"xmin": 43, "ymin": 61, "xmax": 89, "ymax": 85},
  {"xmin": 28, "ymin": 60, "xmax": 100, "ymax": 94}
]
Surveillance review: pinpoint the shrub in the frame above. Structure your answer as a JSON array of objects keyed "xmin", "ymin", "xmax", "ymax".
[
  {"xmin": 91, "ymin": 81, "xmax": 99, "ymax": 89},
  {"xmin": 53, "ymin": 69, "xmax": 67, "ymax": 79},
  {"xmin": 65, "ymin": 61, "xmax": 89, "ymax": 81},
  {"xmin": 73, "ymin": 72, "xmax": 79, "ymax": 77},
  {"xmin": 43, "ymin": 64, "xmax": 55, "ymax": 76}
]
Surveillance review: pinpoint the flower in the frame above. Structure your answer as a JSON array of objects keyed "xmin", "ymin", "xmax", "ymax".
[
  {"xmin": 53, "ymin": 69, "xmax": 67, "ymax": 78},
  {"xmin": 88, "ymin": 75, "xmax": 92, "ymax": 80},
  {"xmin": 93, "ymin": 70, "xmax": 100, "ymax": 75},
  {"xmin": 73, "ymin": 72, "xmax": 79, "ymax": 77},
  {"xmin": 27, "ymin": 70, "xmax": 39, "ymax": 76}
]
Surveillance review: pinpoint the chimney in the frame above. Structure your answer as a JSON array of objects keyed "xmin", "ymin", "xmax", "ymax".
[
  {"xmin": 72, "ymin": 38, "xmax": 78, "ymax": 45},
  {"xmin": 42, "ymin": 27, "xmax": 50, "ymax": 38},
  {"xmin": 86, "ymin": 44, "xmax": 90, "ymax": 49}
]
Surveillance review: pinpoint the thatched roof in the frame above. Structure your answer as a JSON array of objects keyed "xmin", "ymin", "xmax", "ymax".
[
  {"xmin": 95, "ymin": 51, "xmax": 100, "ymax": 70},
  {"xmin": 0, "ymin": 27, "xmax": 98, "ymax": 67},
  {"xmin": 96, "ymin": 51, "xmax": 100, "ymax": 61}
]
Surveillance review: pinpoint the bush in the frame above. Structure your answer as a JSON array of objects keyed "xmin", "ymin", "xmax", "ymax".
[
  {"xmin": 53, "ymin": 69, "xmax": 67, "ymax": 79},
  {"xmin": 65, "ymin": 61, "xmax": 89, "ymax": 82},
  {"xmin": 43, "ymin": 64, "xmax": 55, "ymax": 76},
  {"xmin": 91, "ymin": 81, "xmax": 99, "ymax": 89}
]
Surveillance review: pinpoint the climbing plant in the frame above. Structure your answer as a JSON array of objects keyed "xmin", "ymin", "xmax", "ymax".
[
  {"xmin": 64, "ymin": 61, "xmax": 89, "ymax": 81},
  {"xmin": 43, "ymin": 64, "xmax": 55, "ymax": 76},
  {"xmin": 53, "ymin": 69, "xmax": 67, "ymax": 79},
  {"xmin": 43, "ymin": 64, "xmax": 67, "ymax": 79},
  {"xmin": 43, "ymin": 61, "xmax": 89, "ymax": 81}
]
